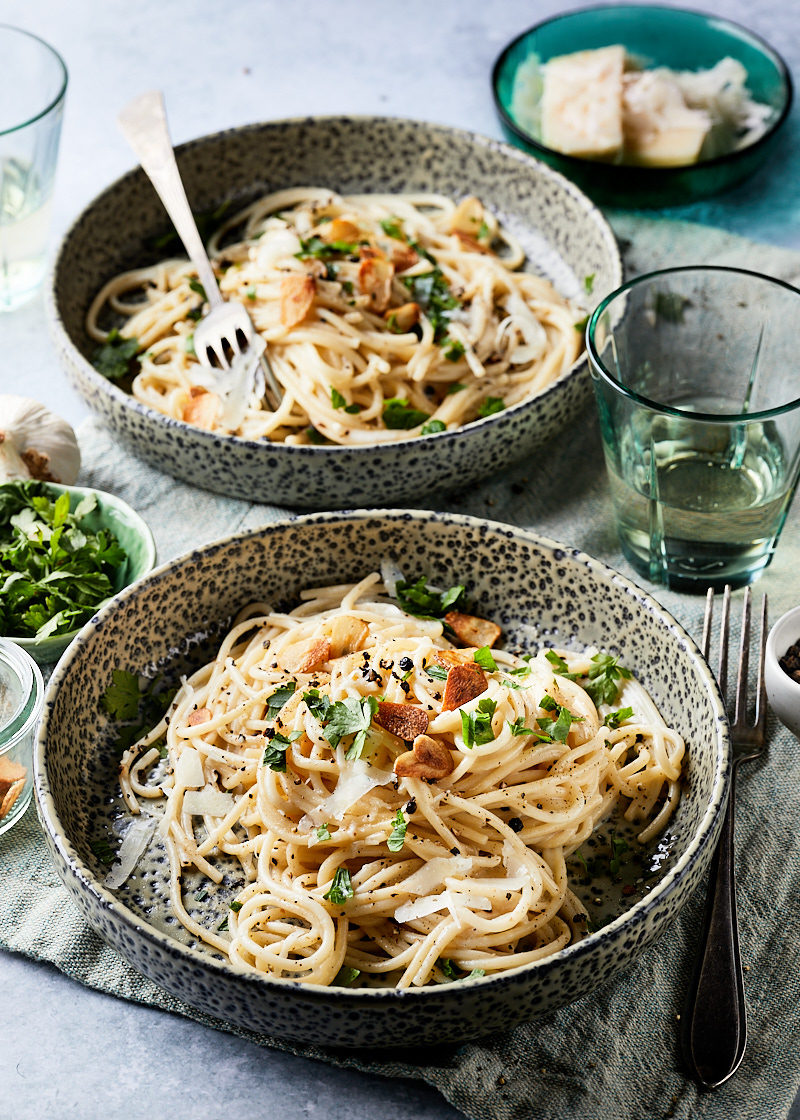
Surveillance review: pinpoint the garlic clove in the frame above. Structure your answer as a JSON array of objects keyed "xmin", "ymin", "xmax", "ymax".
[{"xmin": 0, "ymin": 396, "xmax": 81, "ymax": 485}]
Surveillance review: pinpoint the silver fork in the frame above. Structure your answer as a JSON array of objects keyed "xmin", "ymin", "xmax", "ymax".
[
  {"xmin": 116, "ymin": 90, "xmax": 282, "ymax": 411},
  {"xmin": 681, "ymin": 584, "xmax": 768, "ymax": 1089}
]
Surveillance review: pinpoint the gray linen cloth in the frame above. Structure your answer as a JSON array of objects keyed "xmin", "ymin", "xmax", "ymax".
[{"xmin": 2, "ymin": 216, "xmax": 800, "ymax": 1120}]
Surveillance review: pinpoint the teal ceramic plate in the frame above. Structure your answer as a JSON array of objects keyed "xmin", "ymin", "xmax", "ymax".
[
  {"xmin": 492, "ymin": 4, "xmax": 793, "ymax": 209},
  {"xmin": 6, "ymin": 483, "xmax": 157, "ymax": 666}
]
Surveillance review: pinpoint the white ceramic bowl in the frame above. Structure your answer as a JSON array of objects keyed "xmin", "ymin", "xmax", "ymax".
[
  {"xmin": 47, "ymin": 116, "xmax": 622, "ymax": 509},
  {"xmin": 765, "ymin": 605, "xmax": 800, "ymax": 737}
]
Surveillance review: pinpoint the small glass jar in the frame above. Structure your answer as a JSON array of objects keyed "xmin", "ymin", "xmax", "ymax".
[{"xmin": 0, "ymin": 638, "xmax": 44, "ymax": 837}]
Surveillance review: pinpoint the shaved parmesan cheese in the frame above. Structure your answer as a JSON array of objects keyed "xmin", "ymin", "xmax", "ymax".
[
  {"xmin": 503, "ymin": 841, "xmax": 530, "ymax": 878},
  {"xmin": 183, "ymin": 787, "xmax": 236, "ymax": 818},
  {"xmin": 321, "ymin": 761, "xmax": 394, "ymax": 821},
  {"xmin": 394, "ymin": 888, "xmax": 491, "ymax": 924},
  {"xmin": 104, "ymin": 816, "xmax": 156, "ymax": 889},
  {"xmin": 401, "ymin": 855, "xmax": 473, "ymax": 896},
  {"xmin": 173, "ymin": 746, "xmax": 204, "ymax": 790}
]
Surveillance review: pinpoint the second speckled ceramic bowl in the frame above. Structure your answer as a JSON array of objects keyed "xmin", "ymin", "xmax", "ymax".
[
  {"xmin": 47, "ymin": 116, "xmax": 621, "ymax": 509},
  {"xmin": 35, "ymin": 511, "xmax": 728, "ymax": 1047}
]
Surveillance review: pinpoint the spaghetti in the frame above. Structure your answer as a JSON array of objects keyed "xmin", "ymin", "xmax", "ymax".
[
  {"xmin": 116, "ymin": 571, "xmax": 685, "ymax": 989},
  {"xmin": 87, "ymin": 189, "xmax": 584, "ymax": 444}
]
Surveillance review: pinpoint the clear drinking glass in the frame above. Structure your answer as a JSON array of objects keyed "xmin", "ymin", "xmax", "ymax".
[
  {"xmin": 0, "ymin": 638, "xmax": 44, "ymax": 837},
  {"xmin": 0, "ymin": 25, "xmax": 67, "ymax": 311},
  {"xmin": 587, "ymin": 266, "xmax": 800, "ymax": 592}
]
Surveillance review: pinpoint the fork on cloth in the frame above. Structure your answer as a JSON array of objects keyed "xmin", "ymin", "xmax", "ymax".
[{"xmin": 681, "ymin": 585, "xmax": 768, "ymax": 1089}]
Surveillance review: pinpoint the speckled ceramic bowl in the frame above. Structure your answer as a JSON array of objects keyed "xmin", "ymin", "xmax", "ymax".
[
  {"xmin": 47, "ymin": 116, "xmax": 621, "ymax": 509},
  {"xmin": 35, "ymin": 511, "xmax": 728, "ymax": 1047},
  {"xmin": 5, "ymin": 482, "xmax": 157, "ymax": 666}
]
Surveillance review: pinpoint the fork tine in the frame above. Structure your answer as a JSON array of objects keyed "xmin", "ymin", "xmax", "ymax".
[
  {"xmin": 733, "ymin": 586, "xmax": 751, "ymax": 728},
  {"xmin": 718, "ymin": 584, "xmax": 732, "ymax": 708},
  {"xmin": 701, "ymin": 588, "xmax": 714, "ymax": 662},
  {"xmin": 754, "ymin": 593, "xmax": 768, "ymax": 734}
]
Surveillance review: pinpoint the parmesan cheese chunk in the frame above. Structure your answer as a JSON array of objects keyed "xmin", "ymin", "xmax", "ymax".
[
  {"xmin": 622, "ymin": 70, "xmax": 711, "ymax": 167},
  {"xmin": 541, "ymin": 45, "xmax": 626, "ymax": 160}
]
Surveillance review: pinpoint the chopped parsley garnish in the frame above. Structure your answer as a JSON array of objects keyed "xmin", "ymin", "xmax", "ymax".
[
  {"xmin": 439, "ymin": 958, "xmax": 485, "ymax": 982},
  {"xmin": 508, "ymin": 717, "xmax": 536, "ymax": 737},
  {"xmin": 478, "ymin": 221, "xmax": 490, "ymax": 240},
  {"xmin": 421, "ymin": 419, "xmax": 446, "ymax": 436},
  {"xmin": 185, "ymin": 334, "xmax": 196, "ymax": 356},
  {"xmin": 296, "ymin": 236, "xmax": 360, "ymax": 261},
  {"xmin": 401, "ymin": 267, "xmax": 460, "ymax": 342},
  {"xmin": 473, "ymin": 646, "xmax": 497, "ymax": 672},
  {"xmin": 89, "ymin": 837, "xmax": 116, "ymax": 865},
  {"xmin": 322, "ymin": 696, "xmax": 379, "ymax": 760},
  {"xmin": 604, "ymin": 706, "xmax": 634, "ymax": 729},
  {"xmin": 331, "ymin": 386, "xmax": 361, "ymax": 413},
  {"xmin": 477, "ymin": 397, "xmax": 505, "ymax": 419},
  {"xmin": 245, "ymin": 286, "xmax": 257, "ymax": 301},
  {"xmin": 91, "ymin": 328, "xmax": 140, "ymax": 381},
  {"xmin": 335, "ymin": 966, "xmax": 361, "ymax": 986},
  {"xmin": 387, "ymin": 809, "xmax": 407, "ymax": 852},
  {"xmin": 262, "ymin": 730, "xmax": 303, "ymax": 771},
  {"xmin": 508, "ymin": 664, "xmax": 532, "ymax": 679},
  {"xmin": 442, "ymin": 339, "xmax": 465, "ymax": 363},
  {"xmin": 303, "ymin": 688, "xmax": 332, "ymax": 721},
  {"xmin": 460, "ymin": 697, "xmax": 497, "ymax": 748},
  {"xmin": 187, "ymin": 277, "xmax": 207, "ymax": 302},
  {"xmin": 536, "ymin": 694, "xmax": 583, "ymax": 743},
  {"xmin": 100, "ymin": 667, "xmax": 178, "ymax": 754},
  {"xmin": 545, "ymin": 650, "xmax": 578, "ymax": 680},
  {"xmin": 425, "ymin": 664, "xmax": 449, "ymax": 682},
  {"xmin": 316, "ymin": 823, "xmax": 332, "ymax": 841},
  {"xmin": 584, "ymin": 273, "xmax": 596, "ymax": 294},
  {"xmin": 395, "ymin": 575, "xmax": 467, "ymax": 619},
  {"xmin": 194, "ymin": 888, "xmax": 208, "ymax": 901},
  {"xmin": 583, "ymin": 654, "xmax": 632, "ymax": 707},
  {"xmin": 323, "ymin": 866, "xmax": 354, "ymax": 905},
  {"xmin": 266, "ymin": 681, "xmax": 297, "ymax": 721},
  {"xmin": 446, "ymin": 382, "xmax": 466, "ymax": 395},
  {"xmin": 382, "ymin": 398, "xmax": 430, "ymax": 430},
  {"xmin": 229, "ymin": 900, "xmax": 243, "ymax": 912},
  {"xmin": 380, "ymin": 217, "xmax": 404, "ymax": 240},
  {"xmin": 218, "ymin": 916, "xmax": 229, "ymax": 932},
  {"xmin": 306, "ymin": 426, "xmax": 330, "ymax": 445},
  {"xmin": 574, "ymin": 314, "xmax": 589, "ymax": 333}
]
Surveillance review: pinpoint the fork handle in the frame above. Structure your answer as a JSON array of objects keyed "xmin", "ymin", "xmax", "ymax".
[
  {"xmin": 117, "ymin": 90, "xmax": 222, "ymax": 308},
  {"xmin": 680, "ymin": 767, "xmax": 747, "ymax": 1089}
]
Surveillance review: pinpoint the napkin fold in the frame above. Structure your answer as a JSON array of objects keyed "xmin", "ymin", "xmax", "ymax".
[{"xmin": 3, "ymin": 216, "xmax": 800, "ymax": 1120}]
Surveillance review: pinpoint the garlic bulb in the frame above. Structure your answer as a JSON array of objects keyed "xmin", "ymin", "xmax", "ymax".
[{"xmin": 0, "ymin": 396, "xmax": 81, "ymax": 485}]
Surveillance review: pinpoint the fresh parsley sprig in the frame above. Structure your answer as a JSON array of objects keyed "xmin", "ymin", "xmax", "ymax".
[
  {"xmin": 460, "ymin": 697, "xmax": 497, "ymax": 748},
  {"xmin": 583, "ymin": 654, "xmax": 632, "ymax": 707},
  {"xmin": 0, "ymin": 482, "xmax": 127, "ymax": 642},
  {"xmin": 395, "ymin": 575, "xmax": 466, "ymax": 620},
  {"xmin": 323, "ymin": 866, "xmax": 354, "ymax": 905}
]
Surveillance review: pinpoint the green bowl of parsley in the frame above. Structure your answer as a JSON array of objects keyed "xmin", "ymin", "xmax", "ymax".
[{"xmin": 0, "ymin": 481, "xmax": 156, "ymax": 666}]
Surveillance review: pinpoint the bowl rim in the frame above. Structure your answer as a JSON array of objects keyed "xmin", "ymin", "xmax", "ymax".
[
  {"xmin": 45, "ymin": 113, "xmax": 622, "ymax": 457},
  {"xmin": 586, "ymin": 264, "xmax": 800, "ymax": 421},
  {"xmin": 491, "ymin": 2, "xmax": 794, "ymax": 177},
  {"xmin": 8, "ymin": 481, "xmax": 157, "ymax": 657},
  {"xmin": 766, "ymin": 604, "xmax": 800, "ymax": 690},
  {"xmin": 34, "ymin": 508, "xmax": 730, "ymax": 1004}
]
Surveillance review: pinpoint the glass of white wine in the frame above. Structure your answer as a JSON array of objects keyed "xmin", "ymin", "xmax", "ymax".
[
  {"xmin": 587, "ymin": 266, "xmax": 800, "ymax": 591},
  {"xmin": 0, "ymin": 25, "xmax": 67, "ymax": 312}
]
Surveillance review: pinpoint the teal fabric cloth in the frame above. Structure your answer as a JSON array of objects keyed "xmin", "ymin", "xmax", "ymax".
[{"xmin": 3, "ymin": 216, "xmax": 800, "ymax": 1120}]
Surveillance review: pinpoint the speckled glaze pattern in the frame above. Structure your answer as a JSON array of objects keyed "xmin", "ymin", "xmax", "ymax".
[
  {"xmin": 34, "ymin": 512, "xmax": 728, "ymax": 1048},
  {"xmin": 46, "ymin": 117, "xmax": 622, "ymax": 509}
]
